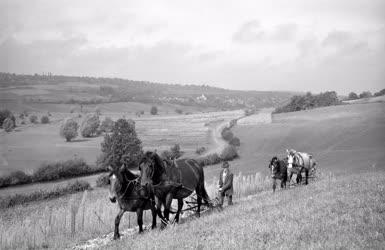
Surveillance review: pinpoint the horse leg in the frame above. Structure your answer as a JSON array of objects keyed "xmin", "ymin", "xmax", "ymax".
[
  {"xmin": 174, "ymin": 198, "xmax": 183, "ymax": 223},
  {"xmin": 113, "ymin": 209, "xmax": 124, "ymax": 240},
  {"xmin": 305, "ymin": 168, "xmax": 309, "ymax": 185},
  {"xmin": 163, "ymin": 193, "xmax": 173, "ymax": 224},
  {"xmin": 272, "ymin": 178, "xmax": 276, "ymax": 193},
  {"xmin": 288, "ymin": 171, "xmax": 293, "ymax": 185},
  {"xmin": 296, "ymin": 168, "xmax": 303, "ymax": 184},
  {"xmin": 136, "ymin": 208, "xmax": 144, "ymax": 233},
  {"xmin": 150, "ymin": 202, "xmax": 157, "ymax": 229}
]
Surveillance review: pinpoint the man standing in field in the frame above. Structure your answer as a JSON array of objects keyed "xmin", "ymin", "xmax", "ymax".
[{"xmin": 218, "ymin": 161, "xmax": 234, "ymax": 206}]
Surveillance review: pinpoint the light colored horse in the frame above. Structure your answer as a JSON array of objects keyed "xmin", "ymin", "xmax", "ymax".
[{"xmin": 289, "ymin": 151, "xmax": 317, "ymax": 185}]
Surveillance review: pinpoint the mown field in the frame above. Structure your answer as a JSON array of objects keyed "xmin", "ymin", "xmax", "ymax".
[{"xmin": 0, "ymin": 108, "xmax": 243, "ymax": 176}]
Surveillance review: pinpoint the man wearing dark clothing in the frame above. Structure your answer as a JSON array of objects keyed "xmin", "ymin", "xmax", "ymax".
[{"xmin": 218, "ymin": 161, "xmax": 234, "ymax": 206}]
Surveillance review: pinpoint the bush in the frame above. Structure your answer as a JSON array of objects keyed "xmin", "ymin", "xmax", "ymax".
[
  {"xmin": 359, "ymin": 91, "xmax": 372, "ymax": 99},
  {"xmin": 100, "ymin": 119, "xmax": 143, "ymax": 169},
  {"xmin": 0, "ymin": 180, "xmax": 91, "ymax": 208},
  {"xmin": 374, "ymin": 89, "xmax": 385, "ymax": 97},
  {"xmin": 348, "ymin": 92, "xmax": 359, "ymax": 100},
  {"xmin": 29, "ymin": 115, "xmax": 38, "ymax": 124},
  {"xmin": 32, "ymin": 158, "xmax": 96, "ymax": 182},
  {"xmin": 229, "ymin": 136, "xmax": 241, "ymax": 146},
  {"xmin": 196, "ymin": 153, "xmax": 221, "ymax": 167},
  {"xmin": 41, "ymin": 115, "xmax": 50, "ymax": 124},
  {"xmin": 80, "ymin": 114, "xmax": 100, "ymax": 137},
  {"xmin": 244, "ymin": 109, "xmax": 254, "ymax": 116},
  {"xmin": 274, "ymin": 91, "xmax": 340, "ymax": 114},
  {"xmin": 221, "ymin": 128, "xmax": 234, "ymax": 142},
  {"xmin": 0, "ymin": 109, "xmax": 15, "ymax": 128},
  {"xmin": 220, "ymin": 145, "xmax": 238, "ymax": 161},
  {"xmin": 150, "ymin": 106, "xmax": 158, "ymax": 115},
  {"xmin": 96, "ymin": 173, "xmax": 110, "ymax": 187},
  {"xmin": 3, "ymin": 117, "xmax": 15, "ymax": 132},
  {"xmin": 175, "ymin": 108, "xmax": 183, "ymax": 114},
  {"xmin": 99, "ymin": 117, "xmax": 114, "ymax": 133},
  {"xmin": 0, "ymin": 171, "xmax": 32, "ymax": 188},
  {"xmin": 60, "ymin": 118, "xmax": 79, "ymax": 142},
  {"xmin": 195, "ymin": 146, "xmax": 206, "ymax": 155}
]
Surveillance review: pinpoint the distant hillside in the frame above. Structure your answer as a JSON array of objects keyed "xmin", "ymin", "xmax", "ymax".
[{"xmin": 0, "ymin": 72, "xmax": 294, "ymax": 110}]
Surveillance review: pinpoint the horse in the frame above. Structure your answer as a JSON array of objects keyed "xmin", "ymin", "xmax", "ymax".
[
  {"xmin": 268, "ymin": 156, "xmax": 288, "ymax": 192},
  {"xmin": 138, "ymin": 151, "xmax": 210, "ymax": 226},
  {"xmin": 108, "ymin": 165, "xmax": 157, "ymax": 239},
  {"xmin": 290, "ymin": 152, "xmax": 317, "ymax": 185}
]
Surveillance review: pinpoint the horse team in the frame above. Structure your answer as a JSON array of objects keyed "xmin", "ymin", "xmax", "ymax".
[
  {"xmin": 268, "ymin": 149, "xmax": 317, "ymax": 192},
  {"xmin": 108, "ymin": 150, "xmax": 317, "ymax": 239}
]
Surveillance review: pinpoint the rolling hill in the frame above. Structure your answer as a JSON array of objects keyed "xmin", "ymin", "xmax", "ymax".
[
  {"xmin": 226, "ymin": 102, "xmax": 385, "ymax": 178},
  {"xmin": 0, "ymin": 72, "xmax": 295, "ymax": 112}
]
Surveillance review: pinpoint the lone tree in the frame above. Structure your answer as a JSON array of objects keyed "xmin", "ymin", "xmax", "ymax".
[
  {"xmin": 99, "ymin": 119, "xmax": 143, "ymax": 169},
  {"xmin": 0, "ymin": 109, "xmax": 15, "ymax": 128},
  {"xmin": 80, "ymin": 114, "xmax": 100, "ymax": 137},
  {"xmin": 60, "ymin": 118, "xmax": 79, "ymax": 142},
  {"xmin": 3, "ymin": 117, "xmax": 15, "ymax": 132},
  {"xmin": 348, "ymin": 92, "xmax": 359, "ymax": 100},
  {"xmin": 150, "ymin": 106, "xmax": 158, "ymax": 115}
]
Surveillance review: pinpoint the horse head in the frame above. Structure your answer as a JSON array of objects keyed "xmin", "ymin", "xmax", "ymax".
[
  {"xmin": 139, "ymin": 151, "xmax": 165, "ymax": 188},
  {"xmin": 108, "ymin": 165, "xmax": 138, "ymax": 203},
  {"xmin": 269, "ymin": 156, "xmax": 279, "ymax": 176}
]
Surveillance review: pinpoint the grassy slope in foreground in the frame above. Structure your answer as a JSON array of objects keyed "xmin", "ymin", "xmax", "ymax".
[{"xmin": 108, "ymin": 171, "xmax": 385, "ymax": 250}]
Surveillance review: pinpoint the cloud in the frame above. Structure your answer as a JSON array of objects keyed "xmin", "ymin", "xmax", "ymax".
[
  {"xmin": 232, "ymin": 20, "xmax": 297, "ymax": 44},
  {"xmin": 232, "ymin": 20, "xmax": 264, "ymax": 44}
]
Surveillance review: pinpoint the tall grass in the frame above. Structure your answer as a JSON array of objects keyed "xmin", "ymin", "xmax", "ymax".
[{"xmin": 0, "ymin": 172, "xmax": 271, "ymax": 249}]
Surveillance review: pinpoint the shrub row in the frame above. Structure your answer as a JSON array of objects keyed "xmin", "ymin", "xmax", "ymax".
[
  {"xmin": 196, "ymin": 145, "xmax": 238, "ymax": 167},
  {"xmin": 0, "ymin": 180, "xmax": 91, "ymax": 209},
  {"xmin": 0, "ymin": 158, "xmax": 104, "ymax": 188}
]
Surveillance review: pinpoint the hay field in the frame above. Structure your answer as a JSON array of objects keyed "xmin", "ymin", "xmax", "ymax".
[
  {"xmin": 0, "ymin": 109, "xmax": 243, "ymax": 176},
  {"xmin": 106, "ymin": 171, "xmax": 385, "ymax": 250},
  {"xmin": 0, "ymin": 171, "xmax": 271, "ymax": 249}
]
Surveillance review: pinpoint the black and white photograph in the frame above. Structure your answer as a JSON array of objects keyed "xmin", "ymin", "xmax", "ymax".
[{"xmin": 0, "ymin": 0, "xmax": 384, "ymax": 249}]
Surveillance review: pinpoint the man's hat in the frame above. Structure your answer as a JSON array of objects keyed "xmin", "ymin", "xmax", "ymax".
[{"xmin": 222, "ymin": 161, "xmax": 229, "ymax": 168}]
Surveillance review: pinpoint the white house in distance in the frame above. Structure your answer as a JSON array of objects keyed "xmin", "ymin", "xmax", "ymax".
[{"xmin": 196, "ymin": 94, "xmax": 207, "ymax": 102}]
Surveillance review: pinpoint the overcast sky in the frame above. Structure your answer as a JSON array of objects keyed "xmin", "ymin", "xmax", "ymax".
[{"xmin": 0, "ymin": 0, "xmax": 384, "ymax": 94}]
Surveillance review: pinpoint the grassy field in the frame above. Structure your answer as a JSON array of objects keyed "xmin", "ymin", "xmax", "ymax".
[
  {"xmin": 229, "ymin": 102, "xmax": 385, "ymax": 177},
  {"xmin": 0, "ymin": 101, "xmax": 384, "ymax": 249},
  {"xmin": 0, "ymin": 109, "xmax": 243, "ymax": 176},
  {"xmin": 105, "ymin": 171, "xmax": 385, "ymax": 250},
  {"xmin": 0, "ymin": 171, "xmax": 272, "ymax": 249}
]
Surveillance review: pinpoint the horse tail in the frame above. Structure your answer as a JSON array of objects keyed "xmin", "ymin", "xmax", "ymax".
[{"xmin": 198, "ymin": 165, "xmax": 210, "ymax": 205}]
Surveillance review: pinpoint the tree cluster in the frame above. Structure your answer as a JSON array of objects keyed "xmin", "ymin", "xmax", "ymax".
[{"xmin": 274, "ymin": 91, "xmax": 340, "ymax": 114}]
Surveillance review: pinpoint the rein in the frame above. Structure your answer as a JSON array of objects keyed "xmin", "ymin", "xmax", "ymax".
[{"xmin": 117, "ymin": 176, "xmax": 152, "ymax": 201}]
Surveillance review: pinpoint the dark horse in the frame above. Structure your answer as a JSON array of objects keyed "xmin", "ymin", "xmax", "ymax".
[
  {"xmin": 139, "ymin": 151, "xmax": 210, "ymax": 226},
  {"xmin": 108, "ymin": 166, "xmax": 157, "ymax": 239},
  {"xmin": 268, "ymin": 156, "xmax": 288, "ymax": 192}
]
